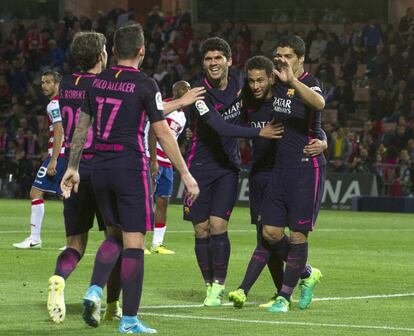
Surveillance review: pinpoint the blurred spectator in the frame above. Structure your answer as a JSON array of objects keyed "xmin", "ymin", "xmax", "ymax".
[
  {"xmin": 315, "ymin": 55, "xmax": 335, "ymax": 84},
  {"xmin": 146, "ymin": 5, "xmax": 164, "ymax": 31},
  {"xmin": 329, "ymin": 157, "xmax": 347, "ymax": 172},
  {"xmin": 388, "ymin": 43, "xmax": 405, "ymax": 80},
  {"xmin": 41, "ymin": 39, "xmax": 65, "ymax": 71},
  {"xmin": 23, "ymin": 23, "xmax": 45, "ymax": 71},
  {"xmin": 362, "ymin": 18, "xmax": 383, "ymax": 59},
  {"xmin": 329, "ymin": 127, "xmax": 351, "ymax": 162},
  {"xmin": 398, "ymin": 7, "xmax": 414, "ymax": 36},
  {"xmin": 388, "ymin": 124, "xmax": 409, "ymax": 152},
  {"xmin": 348, "ymin": 144, "xmax": 372, "ymax": 173},
  {"xmin": 308, "ymin": 31, "xmax": 327, "ymax": 63},
  {"xmin": 367, "ymin": 43, "xmax": 388, "ymax": 80},
  {"xmin": 63, "ymin": 10, "xmax": 78, "ymax": 29},
  {"xmin": 369, "ymin": 88, "xmax": 391, "ymax": 120}
]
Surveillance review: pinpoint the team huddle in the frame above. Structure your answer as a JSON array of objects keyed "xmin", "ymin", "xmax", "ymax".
[{"xmin": 12, "ymin": 23, "xmax": 327, "ymax": 334}]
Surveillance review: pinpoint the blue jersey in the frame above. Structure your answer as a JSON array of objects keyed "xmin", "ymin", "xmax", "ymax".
[
  {"xmin": 60, "ymin": 73, "xmax": 96, "ymax": 157},
  {"xmin": 187, "ymin": 68, "xmax": 259, "ymax": 171},
  {"xmin": 272, "ymin": 72, "xmax": 327, "ymax": 168},
  {"xmin": 81, "ymin": 65, "xmax": 165, "ymax": 170}
]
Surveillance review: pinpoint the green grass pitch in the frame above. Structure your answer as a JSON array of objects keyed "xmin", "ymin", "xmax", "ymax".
[{"xmin": 0, "ymin": 199, "xmax": 413, "ymax": 335}]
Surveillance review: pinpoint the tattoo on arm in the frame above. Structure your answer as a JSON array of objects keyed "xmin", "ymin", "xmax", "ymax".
[{"xmin": 68, "ymin": 111, "xmax": 93, "ymax": 169}]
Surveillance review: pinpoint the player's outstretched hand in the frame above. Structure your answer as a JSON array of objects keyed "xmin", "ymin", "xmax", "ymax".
[
  {"xmin": 259, "ymin": 120, "xmax": 284, "ymax": 139},
  {"xmin": 180, "ymin": 87, "xmax": 206, "ymax": 107},
  {"xmin": 303, "ymin": 138, "xmax": 327, "ymax": 156},
  {"xmin": 273, "ymin": 56, "xmax": 294, "ymax": 84},
  {"xmin": 181, "ymin": 172, "xmax": 200, "ymax": 202},
  {"xmin": 60, "ymin": 168, "xmax": 80, "ymax": 199},
  {"xmin": 46, "ymin": 159, "xmax": 57, "ymax": 176}
]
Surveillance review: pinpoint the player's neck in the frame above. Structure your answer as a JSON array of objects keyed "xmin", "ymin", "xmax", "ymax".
[
  {"xmin": 86, "ymin": 63, "xmax": 103, "ymax": 75},
  {"xmin": 117, "ymin": 59, "xmax": 139, "ymax": 70},
  {"xmin": 207, "ymin": 76, "xmax": 228, "ymax": 91},
  {"xmin": 294, "ymin": 67, "xmax": 305, "ymax": 79},
  {"xmin": 48, "ymin": 91, "xmax": 58, "ymax": 100}
]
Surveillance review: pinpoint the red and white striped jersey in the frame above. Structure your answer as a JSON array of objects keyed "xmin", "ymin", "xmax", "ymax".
[
  {"xmin": 156, "ymin": 109, "xmax": 186, "ymax": 167},
  {"xmin": 46, "ymin": 96, "xmax": 65, "ymax": 157}
]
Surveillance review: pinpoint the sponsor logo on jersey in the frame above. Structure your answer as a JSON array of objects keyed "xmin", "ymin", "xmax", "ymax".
[
  {"xmin": 287, "ymin": 88, "xmax": 295, "ymax": 97},
  {"xmin": 155, "ymin": 92, "xmax": 164, "ymax": 110},
  {"xmin": 51, "ymin": 109, "xmax": 61, "ymax": 119},
  {"xmin": 195, "ymin": 100, "xmax": 209, "ymax": 115}
]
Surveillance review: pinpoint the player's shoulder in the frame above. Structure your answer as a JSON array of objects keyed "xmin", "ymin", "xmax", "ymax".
[
  {"xmin": 47, "ymin": 97, "xmax": 60, "ymax": 110},
  {"xmin": 301, "ymin": 72, "xmax": 323, "ymax": 93}
]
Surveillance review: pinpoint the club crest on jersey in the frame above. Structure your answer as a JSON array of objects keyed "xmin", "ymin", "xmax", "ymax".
[
  {"xmin": 287, "ymin": 88, "xmax": 295, "ymax": 97},
  {"xmin": 195, "ymin": 100, "xmax": 209, "ymax": 115},
  {"xmin": 155, "ymin": 92, "xmax": 164, "ymax": 110}
]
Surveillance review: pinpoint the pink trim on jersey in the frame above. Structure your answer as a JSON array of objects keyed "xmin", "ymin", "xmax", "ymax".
[
  {"xmin": 186, "ymin": 118, "xmax": 198, "ymax": 168},
  {"xmin": 137, "ymin": 111, "xmax": 152, "ymax": 232},
  {"xmin": 312, "ymin": 166, "xmax": 320, "ymax": 229},
  {"xmin": 307, "ymin": 134, "xmax": 320, "ymax": 228},
  {"xmin": 111, "ymin": 66, "xmax": 140, "ymax": 72},
  {"xmin": 203, "ymin": 77, "xmax": 213, "ymax": 89},
  {"xmin": 299, "ymin": 71, "xmax": 309, "ymax": 81},
  {"xmin": 72, "ymin": 72, "xmax": 96, "ymax": 77}
]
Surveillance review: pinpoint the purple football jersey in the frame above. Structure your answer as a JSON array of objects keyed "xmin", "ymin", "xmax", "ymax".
[{"xmin": 81, "ymin": 65, "xmax": 165, "ymax": 170}]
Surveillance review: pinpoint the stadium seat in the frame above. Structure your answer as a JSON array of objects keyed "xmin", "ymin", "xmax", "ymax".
[
  {"xmin": 354, "ymin": 87, "xmax": 370, "ymax": 102},
  {"xmin": 322, "ymin": 109, "xmax": 338, "ymax": 124}
]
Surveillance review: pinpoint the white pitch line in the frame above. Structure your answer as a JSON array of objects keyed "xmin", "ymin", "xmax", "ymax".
[
  {"xmin": 2, "ymin": 228, "xmax": 414, "ymax": 234},
  {"xmin": 138, "ymin": 312, "xmax": 414, "ymax": 333},
  {"xmin": 140, "ymin": 292, "xmax": 414, "ymax": 309}
]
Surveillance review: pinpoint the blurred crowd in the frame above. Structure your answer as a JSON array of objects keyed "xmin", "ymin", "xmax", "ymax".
[{"xmin": 0, "ymin": 4, "xmax": 413, "ymax": 197}]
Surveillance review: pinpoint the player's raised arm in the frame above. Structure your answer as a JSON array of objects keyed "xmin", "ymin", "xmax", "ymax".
[
  {"xmin": 194, "ymin": 98, "xmax": 284, "ymax": 139},
  {"xmin": 274, "ymin": 56, "xmax": 325, "ymax": 111},
  {"xmin": 163, "ymin": 87, "xmax": 206, "ymax": 115}
]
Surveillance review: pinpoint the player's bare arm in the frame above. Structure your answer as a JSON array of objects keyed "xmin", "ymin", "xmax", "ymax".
[
  {"xmin": 163, "ymin": 87, "xmax": 206, "ymax": 115},
  {"xmin": 47, "ymin": 121, "xmax": 64, "ymax": 176},
  {"xmin": 303, "ymin": 139, "xmax": 328, "ymax": 156},
  {"xmin": 151, "ymin": 120, "xmax": 199, "ymax": 202},
  {"xmin": 274, "ymin": 56, "xmax": 325, "ymax": 111},
  {"xmin": 148, "ymin": 127, "xmax": 159, "ymax": 178},
  {"xmin": 61, "ymin": 111, "xmax": 93, "ymax": 198}
]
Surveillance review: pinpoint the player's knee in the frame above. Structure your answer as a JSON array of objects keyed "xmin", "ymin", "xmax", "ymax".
[
  {"xmin": 30, "ymin": 188, "xmax": 43, "ymax": 200},
  {"xmin": 262, "ymin": 225, "xmax": 284, "ymax": 244},
  {"xmin": 66, "ymin": 234, "xmax": 87, "ymax": 256},
  {"xmin": 193, "ymin": 221, "xmax": 209, "ymax": 238},
  {"xmin": 289, "ymin": 231, "xmax": 308, "ymax": 244}
]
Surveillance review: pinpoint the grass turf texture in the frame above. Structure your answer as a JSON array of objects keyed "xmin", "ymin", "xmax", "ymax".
[{"xmin": 0, "ymin": 199, "xmax": 413, "ymax": 335}]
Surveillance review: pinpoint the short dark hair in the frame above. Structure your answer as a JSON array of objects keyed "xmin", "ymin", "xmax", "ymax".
[
  {"xmin": 71, "ymin": 32, "xmax": 107, "ymax": 71},
  {"xmin": 245, "ymin": 56, "xmax": 274, "ymax": 77},
  {"xmin": 114, "ymin": 24, "xmax": 145, "ymax": 59},
  {"xmin": 276, "ymin": 35, "xmax": 306, "ymax": 58},
  {"xmin": 41, "ymin": 69, "xmax": 61, "ymax": 83},
  {"xmin": 200, "ymin": 37, "xmax": 231, "ymax": 59}
]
